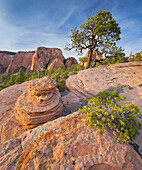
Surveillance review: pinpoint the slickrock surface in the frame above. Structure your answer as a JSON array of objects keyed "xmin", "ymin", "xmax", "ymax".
[
  {"xmin": 66, "ymin": 61, "xmax": 142, "ymax": 112},
  {"xmin": 0, "ymin": 82, "xmax": 28, "ymax": 143},
  {"xmin": 14, "ymin": 76, "xmax": 63, "ymax": 128},
  {"xmin": 66, "ymin": 61, "xmax": 142, "ymax": 150},
  {"xmin": 62, "ymin": 92, "xmax": 80, "ymax": 106},
  {"xmin": 6, "ymin": 51, "xmax": 34, "ymax": 73},
  {"xmin": 0, "ymin": 112, "xmax": 142, "ymax": 169}
]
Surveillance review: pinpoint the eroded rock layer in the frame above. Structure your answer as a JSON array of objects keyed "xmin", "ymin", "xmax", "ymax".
[
  {"xmin": 0, "ymin": 112, "xmax": 142, "ymax": 169},
  {"xmin": 66, "ymin": 62, "xmax": 142, "ymax": 112},
  {"xmin": 14, "ymin": 76, "xmax": 63, "ymax": 128}
]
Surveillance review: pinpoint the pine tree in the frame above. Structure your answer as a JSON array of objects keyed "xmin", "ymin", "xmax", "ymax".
[{"xmin": 15, "ymin": 68, "xmax": 25, "ymax": 84}]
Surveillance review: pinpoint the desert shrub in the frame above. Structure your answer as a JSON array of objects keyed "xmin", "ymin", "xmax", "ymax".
[
  {"xmin": 78, "ymin": 91, "xmax": 142, "ymax": 143},
  {"xmin": 56, "ymin": 82, "xmax": 65, "ymax": 92}
]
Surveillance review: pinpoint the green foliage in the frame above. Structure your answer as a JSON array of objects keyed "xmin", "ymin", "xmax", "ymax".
[
  {"xmin": 0, "ymin": 64, "xmax": 85, "ymax": 91},
  {"xmin": 130, "ymin": 53, "xmax": 142, "ymax": 62},
  {"xmin": 6, "ymin": 75, "xmax": 16, "ymax": 87},
  {"xmin": 65, "ymin": 10, "xmax": 122, "ymax": 68},
  {"xmin": 15, "ymin": 68, "xmax": 25, "ymax": 84},
  {"xmin": 78, "ymin": 91, "xmax": 142, "ymax": 143},
  {"xmin": 102, "ymin": 55, "xmax": 127, "ymax": 65},
  {"xmin": 56, "ymin": 83, "xmax": 65, "ymax": 92}
]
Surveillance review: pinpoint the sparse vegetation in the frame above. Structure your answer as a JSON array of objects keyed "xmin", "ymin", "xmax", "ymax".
[
  {"xmin": 0, "ymin": 64, "xmax": 85, "ymax": 91},
  {"xmin": 78, "ymin": 91, "xmax": 142, "ymax": 143},
  {"xmin": 130, "ymin": 53, "xmax": 142, "ymax": 62}
]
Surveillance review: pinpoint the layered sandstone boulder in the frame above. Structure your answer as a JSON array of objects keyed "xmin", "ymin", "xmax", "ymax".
[
  {"xmin": 14, "ymin": 76, "xmax": 63, "ymax": 128},
  {"xmin": 0, "ymin": 112, "xmax": 142, "ymax": 169},
  {"xmin": 6, "ymin": 51, "xmax": 34, "ymax": 73}
]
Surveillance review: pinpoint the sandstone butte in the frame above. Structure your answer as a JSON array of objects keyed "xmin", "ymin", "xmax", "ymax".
[
  {"xmin": 0, "ymin": 47, "xmax": 78, "ymax": 73},
  {"xmin": 0, "ymin": 62, "xmax": 142, "ymax": 169}
]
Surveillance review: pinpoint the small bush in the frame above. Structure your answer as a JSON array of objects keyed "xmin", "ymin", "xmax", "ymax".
[
  {"xmin": 78, "ymin": 91, "xmax": 142, "ymax": 143},
  {"xmin": 56, "ymin": 83, "xmax": 65, "ymax": 92}
]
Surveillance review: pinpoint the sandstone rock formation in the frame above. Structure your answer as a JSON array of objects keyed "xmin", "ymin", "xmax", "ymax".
[
  {"xmin": 14, "ymin": 76, "xmax": 63, "ymax": 128},
  {"xmin": 31, "ymin": 47, "xmax": 65, "ymax": 71},
  {"xmin": 66, "ymin": 62, "xmax": 142, "ymax": 111},
  {"xmin": 0, "ymin": 82, "xmax": 28, "ymax": 143},
  {"xmin": 6, "ymin": 51, "xmax": 34, "ymax": 73},
  {"xmin": 0, "ymin": 111, "xmax": 142, "ymax": 169},
  {"xmin": 47, "ymin": 58, "xmax": 64, "ymax": 70},
  {"xmin": 0, "ymin": 77, "xmax": 64, "ymax": 143},
  {"xmin": 0, "ymin": 51, "xmax": 16, "ymax": 73},
  {"xmin": 5, "ymin": 47, "xmax": 78, "ymax": 73},
  {"xmin": 66, "ymin": 61, "xmax": 142, "ymax": 150},
  {"xmin": 64, "ymin": 57, "xmax": 78, "ymax": 67}
]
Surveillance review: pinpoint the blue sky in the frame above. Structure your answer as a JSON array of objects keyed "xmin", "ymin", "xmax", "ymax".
[{"xmin": 0, "ymin": 0, "xmax": 142, "ymax": 59}]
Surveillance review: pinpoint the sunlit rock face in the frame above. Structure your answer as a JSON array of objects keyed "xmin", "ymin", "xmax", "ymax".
[
  {"xmin": 31, "ymin": 47, "xmax": 65, "ymax": 71},
  {"xmin": 6, "ymin": 51, "xmax": 34, "ymax": 73},
  {"xmin": 14, "ymin": 76, "xmax": 63, "ymax": 128}
]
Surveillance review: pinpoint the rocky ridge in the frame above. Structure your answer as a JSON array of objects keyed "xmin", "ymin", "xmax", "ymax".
[{"xmin": 0, "ymin": 47, "xmax": 78, "ymax": 73}]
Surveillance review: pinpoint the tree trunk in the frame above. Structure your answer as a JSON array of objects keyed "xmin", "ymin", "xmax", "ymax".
[
  {"xmin": 92, "ymin": 59, "xmax": 103, "ymax": 68},
  {"xmin": 85, "ymin": 50, "xmax": 93, "ymax": 69}
]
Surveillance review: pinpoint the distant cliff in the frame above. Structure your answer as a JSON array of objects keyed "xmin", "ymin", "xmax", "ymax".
[
  {"xmin": 0, "ymin": 47, "xmax": 78, "ymax": 73},
  {"xmin": 0, "ymin": 51, "xmax": 16, "ymax": 73}
]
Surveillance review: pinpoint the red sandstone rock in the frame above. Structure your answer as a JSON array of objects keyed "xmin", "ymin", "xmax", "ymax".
[
  {"xmin": 47, "ymin": 58, "xmax": 64, "ymax": 70},
  {"xmin": 66, "ymin": 62, "xmax": 142, "ymax": 113},
  {"xmin": 61, "ymin": 92, "xmax": 80, "ymax": 106},
  {"xmin": 65, "ymin": 57, "xmax": 78, "ymax": 67},
  {"xmin": 0, "ymin": 77, "xmax": 63, "ymax": 143},
  {"xmin": 14, "ymin": 76, "xmax": 63, "ymax": 128},
  {"xmin": 0, "ymin": 51, "xmax": 15, "ymax": 73},
  {"xmin": 0, "ymin": 112, "xmax": 142, "ymax": 169},
  {"xmin": 6, "ymin": 51, "xmax": 34, "ymax": 73},
  {"xmin": 1, "ymin": 47, "xmax": 78, "ymax": 73},
  {"xmin": 31, "ymin": 47, "xmax": 65, "ymax": 71},
  {"xmin": 0, "ymin": 82, "xmax": 28, "ymax": 143}
]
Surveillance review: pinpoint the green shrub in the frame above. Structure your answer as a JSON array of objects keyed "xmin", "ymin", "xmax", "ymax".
[
  {"xmin": 56, "ymin": 83, "xmax": 65, "ymax": 92},
  {"xmin": 78, "ymin": 91, "xmax": 142, "ymax": 143},
  {"xmin": 130, "ymin": 53, "xmax": 142, "ymax": 62}
]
